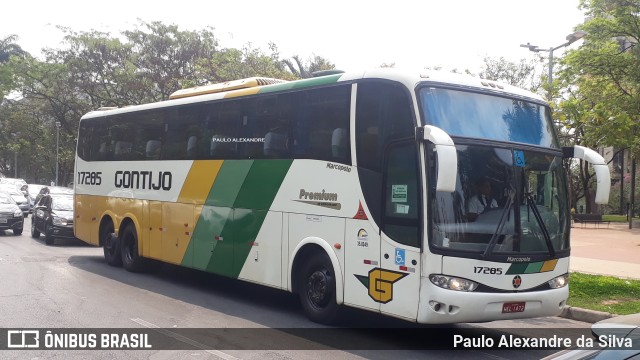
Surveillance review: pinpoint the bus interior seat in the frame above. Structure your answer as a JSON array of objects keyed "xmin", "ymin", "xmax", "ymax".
[
  {"xmin": 146, "ymin": 140, "xmax": 162, "ymax": 160},
  {"xmin": 97, "ymin": 142, "xmax": 110, "ymax": 160},
  {"xmin": 114, "ymin": 141, "xmax": 132, "ymax": 159},
  {"xmin": 331, "ymin": 127, "xmax": 348, "ymax": 160},
  {"xmin": 264, "ymin": 131, "xmax": 288, "ymax": 157},
  {"xmin": 210, "ymin": 134, "xmax": 236, "ymax": 157},
  {"xmin": 187, "ymin": 135, "xmax": 198, "ymax": 157}
]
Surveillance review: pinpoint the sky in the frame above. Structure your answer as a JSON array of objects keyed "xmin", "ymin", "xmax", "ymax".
[{"xmin": 2, "ymin": 1, "xmax": 588, "ymax": 74}]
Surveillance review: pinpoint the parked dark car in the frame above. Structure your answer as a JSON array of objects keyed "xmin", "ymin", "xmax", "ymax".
[
  {"xmin": 0, "ymin": 192, "xmax": 24, "ymax": 235},
  {"xmin": 31, "ymin": 194, "xmax": 75, "ymax": 245}
]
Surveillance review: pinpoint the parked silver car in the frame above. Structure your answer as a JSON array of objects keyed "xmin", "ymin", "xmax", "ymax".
[
  {"xmin": 0, "ymin": 185, "xmax": 30, "ymax": 217},
  {"xmin": 0, "ymin": 192, "xmax": 24, "ymax": 235}
]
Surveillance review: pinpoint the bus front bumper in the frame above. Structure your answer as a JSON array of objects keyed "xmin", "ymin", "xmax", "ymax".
[{"xmin": 417, "ymin": 278, "xmax": 568, "ymax": 324}]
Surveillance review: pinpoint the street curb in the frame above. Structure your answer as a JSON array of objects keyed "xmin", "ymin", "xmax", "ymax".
[{"xmin": 560, "ymin": 306, "xmax": 615, "ymax": 323}]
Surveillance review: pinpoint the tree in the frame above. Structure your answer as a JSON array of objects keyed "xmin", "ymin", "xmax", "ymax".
[
  {"xmin": 1, "ymin": 34, "xmax": 29, "ymax": 97},
  {"xmin": 0, "ymin": 34, "xmax": 27, "ymax": 63},
  {"xmin": 282, "ymin": 54, "xmax": 335, "ymax": 78},
  {"xmin": 561, "ymin": 0, "xmax": 640, "ymax": 157},
  {"xmin": 2, "ymin": 22, "xmax": 338, "ymax": 183},
  {"xmin": 557, "ymin": 0, "xmax": 640, "ymax": 213},
  {"xmin": 478, "ymin": 56, "xmax": 542, "ymax": 92}
]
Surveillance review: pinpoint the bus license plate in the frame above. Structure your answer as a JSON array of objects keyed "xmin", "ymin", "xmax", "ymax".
[
  {"xmin": 502, "ymin": 302, "xmax": 525, "ymax": 313},
  {"xmin": 0, "ymin": 218, "xmax": 7, "ymax": 223}
]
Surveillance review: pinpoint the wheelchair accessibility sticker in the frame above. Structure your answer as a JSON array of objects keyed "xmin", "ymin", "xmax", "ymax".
[
  {"xmin": 395, "ymin": 248, "xmax": 405, "ymax": 266},
  {"xmin": 513, "ymin": 150, "xmax": 526, "ymax": 167}
]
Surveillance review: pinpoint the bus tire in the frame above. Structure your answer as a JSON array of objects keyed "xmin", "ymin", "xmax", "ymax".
[
  {"xmin": 121, "ymin": 224, "xmax": 145, "ymax": 272},
  {"xmin": 298, "ymin": 251, "xmax": 340, "ymax": 325},
  {"xmin": 101, "ymin": 222, "xmax": 122, "ymax": 267}
]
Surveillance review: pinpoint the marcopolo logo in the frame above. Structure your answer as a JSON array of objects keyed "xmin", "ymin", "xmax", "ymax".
[{"xmin": 295, "ymin": 189, "xmax": 341, "ymax": 210}]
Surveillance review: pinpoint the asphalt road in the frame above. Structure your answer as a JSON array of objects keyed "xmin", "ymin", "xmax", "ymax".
[{"xmin": 0, "ymin": 217, "xmax": 590, "ymax": 359}]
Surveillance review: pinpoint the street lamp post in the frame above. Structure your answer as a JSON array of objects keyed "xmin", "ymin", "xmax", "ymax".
[
  {"xmin": 520, "ymin": 30, "xmax": 586, "ymax": 99},
  {"xmin": 55, "ymin": 122, "xmax": 61, "ymax": 186}
]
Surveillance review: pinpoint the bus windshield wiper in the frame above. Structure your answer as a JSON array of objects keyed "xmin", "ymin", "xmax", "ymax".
[
  {"xmin": 525, "ymin": 192, "xmax": 555, "ymax": 258},
  {"xmin": 482, "ymin": 189, "xmax": 515, "ymax": 259}
]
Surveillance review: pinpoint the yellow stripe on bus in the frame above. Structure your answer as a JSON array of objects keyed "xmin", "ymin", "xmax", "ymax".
[
  {"xmin": 540, "ymin": 259, "xmax": 558, "ymax": 272},
  {"xmin": 224, "ymin": 87, "xmax": 261, "ymax": 98},
  {"xmin": 177, "ymin": 160, "xmax": 223, "ymax": 204}
]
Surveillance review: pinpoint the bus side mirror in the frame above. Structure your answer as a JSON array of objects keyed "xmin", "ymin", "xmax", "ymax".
[
  {"xmin": 417, "ymin": 125, "xmax": 457, "ymax": 193},
  {"xmin": 563, "ymin": 145, "xmax": 611, "ymax": 204}
]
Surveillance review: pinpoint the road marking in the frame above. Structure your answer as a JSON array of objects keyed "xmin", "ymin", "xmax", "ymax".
[{"xmin": 131, "ymin": 318, "xmax": 239, "ymax": 360}]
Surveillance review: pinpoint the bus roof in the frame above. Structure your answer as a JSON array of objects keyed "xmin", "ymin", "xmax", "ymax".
[{"xmin": 80, "ymin": 68, "xmax": 545, "ymax": 120}]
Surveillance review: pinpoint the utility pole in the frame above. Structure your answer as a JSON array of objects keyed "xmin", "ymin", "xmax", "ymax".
[{"xmin": 630, "ymin": 158, "xmax": 636, "ymax": 229}]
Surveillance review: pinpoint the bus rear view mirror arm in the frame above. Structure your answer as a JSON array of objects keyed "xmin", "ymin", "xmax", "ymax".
[
  {"xmin": 417, "ymin": 125, "xmax": 457, "ymax": 193},
  {"xmin": 562, "ymin": 145, "xmax": 611, "ymax": 204}
]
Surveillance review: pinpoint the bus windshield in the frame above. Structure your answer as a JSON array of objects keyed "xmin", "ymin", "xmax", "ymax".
[
  {"xmin": 419, "ymin": 87, "xmax": 559, "ymax": 149},
  {"xmin": 429, "ymin": 144, "xmax": 570, "ymax": 258}
]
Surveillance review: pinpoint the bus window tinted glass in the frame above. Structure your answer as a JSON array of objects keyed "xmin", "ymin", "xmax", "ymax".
[
  {"xmin": 356, "ymin": 81, "xmax": 415, "ymax": 172},
  {"xmin": 419, "ymin": 87, "xmax": 559, "ymax": 148},
  {"xmin": 293, "ymin": 85, "xmax": 351, "ymax": 164}
]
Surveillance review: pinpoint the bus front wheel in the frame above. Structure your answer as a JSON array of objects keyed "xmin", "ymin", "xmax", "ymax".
[
  {"xmin": 298, "ymin": 252, "xmax": 340, "ymax": 324},
  {"xmin": 101, "ymin": 222, "xmax": 122, "ymax": 267},
  {"xmin": 121, "ymin": 224, "xmax": 145, "ymax": 272}
]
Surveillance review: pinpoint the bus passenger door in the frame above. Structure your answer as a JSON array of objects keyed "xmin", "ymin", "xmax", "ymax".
[{"xmin": 378, "ymin": 141, "xmax": 421, "ymax": 321}]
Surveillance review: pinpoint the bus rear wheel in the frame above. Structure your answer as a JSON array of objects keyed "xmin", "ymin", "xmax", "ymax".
[
  {"xmin": 298, "ymin": 252, "xmax": 340, "ymax": 325},
  {"xmin": 121, "ymin": 224, "xmax": 145, "ymax": 272},
  {"xmin": 101, "ymin": 222, "xmax": 122, "ymax": 267}
]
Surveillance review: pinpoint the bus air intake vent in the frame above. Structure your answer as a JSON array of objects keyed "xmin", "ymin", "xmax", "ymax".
[{"xmin": 169, "ymin": 77, "xmax": 288, "ymax": 99}]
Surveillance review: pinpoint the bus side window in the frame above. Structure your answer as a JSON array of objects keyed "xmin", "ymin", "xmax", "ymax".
[
  {"xmin": 356, "ymin": 80, "xmax": 416, "ymax": 227},
  {"xmin": 383, "ymin": 141, "xmax": 420, "ymax": 247},
  {"xmin": 293, "ymin": 85, "xmax": 350, "ymax": 163}
]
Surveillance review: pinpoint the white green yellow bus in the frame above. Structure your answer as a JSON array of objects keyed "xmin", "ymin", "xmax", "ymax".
[{"xmin": 74, "ymin": 68, "xmax": 610, "ymax": 324}]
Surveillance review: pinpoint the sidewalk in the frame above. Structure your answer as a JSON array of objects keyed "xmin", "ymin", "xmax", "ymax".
[
  {"xmin": 570, "ymin": 221, "xmax": 640, "ymax": 279},
  {"xmin": 560, "ymin": 221, "xmax": 640, "ymax": 322}
]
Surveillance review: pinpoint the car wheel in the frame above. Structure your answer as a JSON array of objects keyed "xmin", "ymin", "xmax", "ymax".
[
  {"xmin": 298, "ymin": 251, "xmax": 340, "ymax": 325},
  {"xmin": 121, "ymin": 224, "xmax": 145, "ymax": 272},
  {"xmin": 13, "ymin": 227, "xmax": 23, "ymax": 236},
  {"xmin": 44, "ymin": 223, "xmax": 54, "ymax": 245},
  {"xmin": 31, "ymin": 218, "xmax": 40, "ymax": 238},
  {"xmin": 101, "ymin": 222, "xmax": 122, "ymax": 267}
]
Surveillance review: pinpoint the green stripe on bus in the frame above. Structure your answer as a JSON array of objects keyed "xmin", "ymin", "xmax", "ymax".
[
  {"xmin": 259, "ymin": 74, "xmax": 343, "ymax": 94},
  {"xmin": 187, "ymin": 159, "xmax": 293, "ymax": 277},
  {"xmin": 233, "ymin": 160, "xmax": 293, "ymax": 210},
  {"xmin": 205, "ymin": 160, "xmax": 254, "ymax": 207},
  {"xmin": 505, "ymin": 263, "xmax": 528, "ymax": 275},
  {"xmin": 524, "ymin": 262, "xmax": 544, "ymax": 274},
  {"xmin": 185, "ymin": 206, "xmax": 233, "ymax": 270}
]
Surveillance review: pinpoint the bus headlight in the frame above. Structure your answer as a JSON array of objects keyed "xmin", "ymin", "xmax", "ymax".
[
  {"xmin": 52, "ymin": 216, "xmax": 68, "ymax": 226},
  {"xmin": 430, "ymin": 274, "xmax": 478, "ymax": 292},
  {"xmin": 548, "ymin": 274, "xmax": 569, "ymax": 289}
]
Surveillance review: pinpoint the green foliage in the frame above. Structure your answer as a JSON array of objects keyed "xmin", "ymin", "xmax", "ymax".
[
  {"xmin": 561, "ymin": 0, "xmax": 640, "ymax": 158},
  {"xmin": 0, "ymin": 21, "xmax": 335, "ymax": 183},
  {"xmin": 568, "ymin": 272, "xmax": 640, "ymax": 315},
  {"xmin": 478, "ymin": 56, "xmax": 542, "ymax": 92}
]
